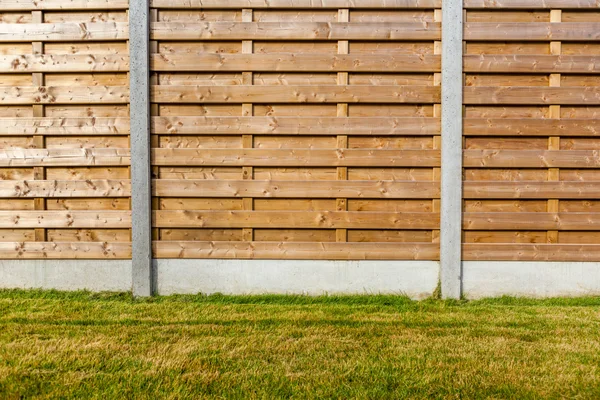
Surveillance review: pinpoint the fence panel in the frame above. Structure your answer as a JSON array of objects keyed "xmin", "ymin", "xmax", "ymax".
[
  {"xmin": 0, "ymin": 0, "xmax": 131, "ymax": 259},
  {"xmin": 149, "ymin": 1, "xmax": 442, "ymax": 260},
  {"xmin": 462, "ymin": 1, "xmax": 600, "ymax": 261}
]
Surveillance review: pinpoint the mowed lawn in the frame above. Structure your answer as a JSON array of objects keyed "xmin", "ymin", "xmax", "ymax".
[{"xmin": 0, "ymin": 290, "xmax": 599, "ymax": 399}]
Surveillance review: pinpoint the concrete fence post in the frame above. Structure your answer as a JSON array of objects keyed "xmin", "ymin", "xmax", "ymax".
[
  {"xmin": 130, "ymin": 0, "xmax": 152, "ymax": 296},
  {"xmin": 441, "ymin": 0, "xmax": 464, "ymax": 299}
]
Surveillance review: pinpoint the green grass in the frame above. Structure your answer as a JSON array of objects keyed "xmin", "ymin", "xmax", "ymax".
[{"xmin": 1, "ymin": 290, "xmax": 599, "ymax": 399}]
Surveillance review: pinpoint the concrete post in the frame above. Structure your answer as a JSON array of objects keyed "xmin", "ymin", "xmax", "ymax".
[
  {"xmin": 130, "ymin": 0, "xmax": 152, "ymax": 296},
  {"xmin": 441, "ymin": 0, "xmax": 463, "ymax": 299}
]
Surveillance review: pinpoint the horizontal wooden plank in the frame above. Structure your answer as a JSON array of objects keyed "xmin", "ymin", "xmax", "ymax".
[
  {"xmin": 0, "ymin": 117, "xmax": 129, "ymax": 136},
  {"xmin": 154, "ymin": 211, "xmax": 439, "ymax": 229},
  {"xmin": 464, "ymin": 55, "xmax": 600, "ymax": 74},
  {"xmin": 153, "ymin": 180, "xmax": 439, "ymax": 199},
  {"xmin": 0, "ymin": 149, "xmax": 130, "ymax": 166},
  {"xmin": 152, "ymin": 116, "xmax": 440, "ymax": 136},
  {"xmin": 0, "ymin": 0, "xmax": 129, "ymax": 10},
  {"xmin": 464, "ymin": 87, "xmax": 600, "ymax": 105},
  {"xmin": 463, "ymin": 212, "xmax": 600, "ymax": 231},
  {"xmin": 0, "ymin": 180, "xmax": 130, "ymax": 198},
  {"xmin": 0, "ymin": 241, "xmax": 131, "ymax": 259},
  {"xmin": 464, "ymin": 0, "xmax": 600, "ymax": 9},
  {"xmin": 464, "ymin": 150, "xmax": 600, "ymax": 168},
  {"xmin": 0, "ymin": 54, "xmax": 129, "ymax": 73},
  {"xmin": 464, "ymin": 182, "xmax": 600, "ymax": 199},
  {"xmin": 463, "ymin": 244, "xmax": 600, "ymax": 262},
  {"xmin": 152, "ymin": 85, "xmax": 440, "ymax": 104},
  {"xmin": 150, "ymin": 0, "xmax": 442, "ymax": 9},
  {"xmin": 464, "ymin": 23, "xmax": 600, "ymax": 42},
  {"xmin": 152, "ymin": 54, "xmax": 440, "ymax": 72},
  {"xmin": 0, "ymin": 211, "xmax": 130, "ymax": 228},
  {"xmin": 0, "ymin": 23, "xmax": 129, "ymax": 42},
  {"xmin": 0, "ymin": 87, "xmax": 129, "ymax": 105},
  {"xmin": 151, "ymin": 22, "xmax": 441, "ymax": 41},
  {"xmin": 153, "ymin": 241, "xmax": 439, "ymax": 260},
  {"xmin": 152, "ymin": 149, "xmax": 441, "ymax": 167},
  {"xmin": 464, "ymin": 118, "xmax": 600, "ymax": 137}
]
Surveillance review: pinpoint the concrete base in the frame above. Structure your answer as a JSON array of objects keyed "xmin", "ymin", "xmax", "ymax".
[
  {"xmin": 0, "ymin": 260, "xmax": 132, "ymax": 292},
  {"xmin": 156, "ymin": 260, "xmax": 439, "ymax": 299},
  {"xmin": 463, "ymin": 261, "xmax": 600, "ymax": 299}
]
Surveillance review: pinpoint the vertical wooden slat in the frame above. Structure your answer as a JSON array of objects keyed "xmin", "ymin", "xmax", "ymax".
[
  {"xmin": 32, "ymin": 10, "xmax": 46, "ymax": 242},
  {"xmin": 547, "ymin": 9, "xmax": 561, "ymax": 244},
  {"xmin": 336, "ymin": 8, "xmax": 349, "ymax": 244},
  {"xmin": 150, "ymin": 8, "xmax": 160, "ymax": 243},
  {"xmin": 242, "ymin": 8, "xmax": 254, "ymax": 242}
]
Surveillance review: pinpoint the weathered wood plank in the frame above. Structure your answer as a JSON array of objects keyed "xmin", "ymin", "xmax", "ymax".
[
  {"xmin": 150, "ymin": 0, "xmax": 442, "ymax": 9},
  {"xmin": 0, "ymin": 117, "xmax": 129, "ymax": 135},
  {"xmin": 463, "ymin": 182, "xmax": 600, "ymax": 199},
  {"xmin": 464, "ymin": 118, "xmax": 600, "ymax": 137},
  {"xmin": 0, "ymin": 241, "xmax": 131, "ymax": 259},
  {"xmin": 0, "ymin": 149, "xmax": 130, "ymax": 166},
  {"xmin": 463, "ymin": 150, "xmax": 600, "ymax": 168},
  {"xmin": 0, "ymin": 54, "xmax": 129, "ymax": 73},
  {"xmin": 463, "ymin": 244, "xmax": 600, "ymax": 262},
  {"xmin": 152, "ymin": 54, "xmax": 441, "ymax": 72},
  {"xmin": 153, "ymin": 241, "xmax": 439, "ymax": 260},
  {"xmin": 464, "ymin": 55, "xmax": 600, "ymax": 74},
  {"xmin": 0, "ymin": 23, "xmax": 129, "ymax": 42},
  {"xmin": 465, "ymin": 23, "xmax": 600, "ymax": 42},
  {"xmin": 464, "ymin": 87, "xmax": 600, "ymax": 105},
  {"xmin": 463, "ymin": 212, "xmax": 600, "ymax": 231},
  {"xmin": 0, "ymin": 210, "xmax": 130, "ymax": 228},
  {"xmin": 0, "ymin": 0, "xmax": 129, "ymax": 11},
  {"xmin": 152, "ymin": 149, "xmax": 441, "ymax": 167},
  {"xmin": 0, "ymin": 180, "xmax": 130, "ymax": 198},
  {"xmin": 151, "ymin": 22, "xmax": 441, "ymax": 41},
  {"xmin": 0, "ymin": 86, "xmax": 129, "ymax": 105},
  {"xmin": 464, "ymin": 0, "xmax": 600, "ymax": 9},
  {"xmin": 154, "ymin": 211, "xmax": 439, "ymax": 229},
  {"xmin": 152, "ymin": 85, "xmax": 440, "ymax": 104},
  {"xmin": 153, "ymin": 180, "xmax": 440, "ymax": 199},
  {"xmin": 152, "ymin": 116, "xmax": 440, "ymax": 135}
]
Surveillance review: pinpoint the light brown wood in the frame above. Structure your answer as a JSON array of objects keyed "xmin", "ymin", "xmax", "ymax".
[
  {"xmin": 152, "ymin": 149, "xmax": 441, "ymax": 167},
  {"xmin": 151, "ymin": 53, "xmax": 440, "ymax": 72},
  {"xmin": 464, "ymin": 87, "xmax": 600, "ymax": 105},
  {"xmin": 463, "ymin": 118, "xmax": 600, "ymax": 136},
  {"xmin": 0, "ymin": 86, "xmax": 129, "ymax": 104},
  {"xmin": 151, "ymin": 22, "xmax": 441, "ymax": 41},
  {"xmin": 463, "ymin": 212, "xmax": 600, "ymax": 231},
  {"xmin": 464, "ymin": 55, "xmax": 600, "ymax": 73},
  {"xmin": 463, "ymin": 181, "xmax": 600, "ymax": 199},
  {"xmin": 152, "ymin": 116, "xmax": 440, "ymax": 135},
  {"xmin": 0, "ymin": 241, "xmax": 131, "ymax": 259},
  {"xmin": 0, "ymin": 117, "xmax": 129, "ymax": 135},
  {"xmin": 0, "ymin": 148, "xmax": 130, "ymax": 166},
  {"xmin": 0, "ymin": 210, "xmax": 130, "ymax": 228},
  {"xmin": 464, "ymin": 23, "xmax": 600, "ymax": 41},
  {"xmin": 0, "ymin": 0, "xmax": 129, "ymax": 10},
  {"xmin": 150, "ymin": 0, "xmax": 442, "ymax": 9},
  {"xmin": 464, "ymin": 1, "xmax": 600, "ymax": 9},
  {"xmin": 152, "ymin": 85, "xmax": 440, "ymax": 104},
  {"xmin": 0, "ymin": 54, "xmax": 129, "ymax": 72},
  {"xmin": 155, "ymin": 211, "xmax": 440, "ymax": 229},
  {"xmin": 463, "ymin": 150, "xmax": 600, "ymax": 168},
  {"xmin": 0, "ymin": 22, "xmax": 129, "ymax": 42},
  {"xmin": 0, "ymin": 179, "xmax": 130, "ymax": 197},
  {"xmin": 154, "ymin": 241, "xmax": 439, "ymax": 260},
  {"xmin": 463, "ymin": 244, "xmax": 600, "ymax": 261}
]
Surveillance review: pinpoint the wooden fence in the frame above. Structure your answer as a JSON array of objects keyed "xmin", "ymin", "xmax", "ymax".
[{"xmin": 1, "ymin": 0, "xmax": 600, "ymax": 290}]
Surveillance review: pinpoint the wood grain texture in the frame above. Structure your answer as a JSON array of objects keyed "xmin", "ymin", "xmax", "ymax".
[
  {"xmin": 464, "ymin": 23, "xmax": 600, "ymax": 42},
  {"xmin": 463, "ymin": 244, "xmax": 600, "ymax": 261},
  {"xmin": 0, "ymin": 149, "xmax": 130, "ymax": 166},
  {"xmin": 0, "ymin": 180, "xmax": 130, "ymax": 197},
  {"xmin": 154, "ymin": 241, "xmax": 439, "ymax": 260},
  {"xmin": 464, "ymin": 0, "xmax": 600, "ymax": 9},
  {"xmin": 0, "ymin": 210, "xmax": 130, "ymax": 228},
  {"xmin": 0, "ymin": 86, "xmax": 129, "ymax": 104},
  {"xmin": 155, "ymin": 211, "xmax": 439, "ymax": 229},
  {"xmin": 464, "ymin": 182, "xmax": 600, "ymax": 199},
  {"xmin": 464, "ymin": 55, "xmax": 600, "ymax": 73},
  {"xmin": 464, "ymin": 87, "xmax": 600, "ymax": 105},
  {"xmin": 0, "ymin": 117, "xmax": 129, "ymax": 135},
  {"xmin": 463, "ymin": 212, "xmax": 600, "ymax": 231},
  {"xmin": 463, "ymin": 150, "xmax": 600, "ymax": 168},
  {"xmin": 151, "ymin": 85, "xmax": 440, "ymax": 104},
  {"xmin": 152, "ymin": 116, "xmax": 440, "ymax": 136},
  {"xmin": 153, "ymin": 180, "xmax": 439, "ymax": 199},
  {"xmin": 152, "ymin": 53, "xmax": 441, "ymax": 72},
  {"xmin": 150, "ymin": 0, "xmax": 442, "ymax": 9},
  {"xmin": 0, "ymin": 23, "xmax": 129, "ymax": 42},
  {"xmin": 464, "ymin": 118, "xmax": 600, "ymax": 137},
  {"xmin": 0, "ymin": 241, "xmax": 131, "ymax": 259},
  {"xmin": 0, "ymin": 0, "xmax": 129, "ymax": 10},
  {"xmin": 151, "ymin": 22, "xmax": 441, "ymax": 41},
  {"xmin": 152, "ymin": 149, "xmax": 440, "ymax": 167},
  {"xmin": 0, "ymin": 54, "xmax": 129, "ymax": 73}
]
